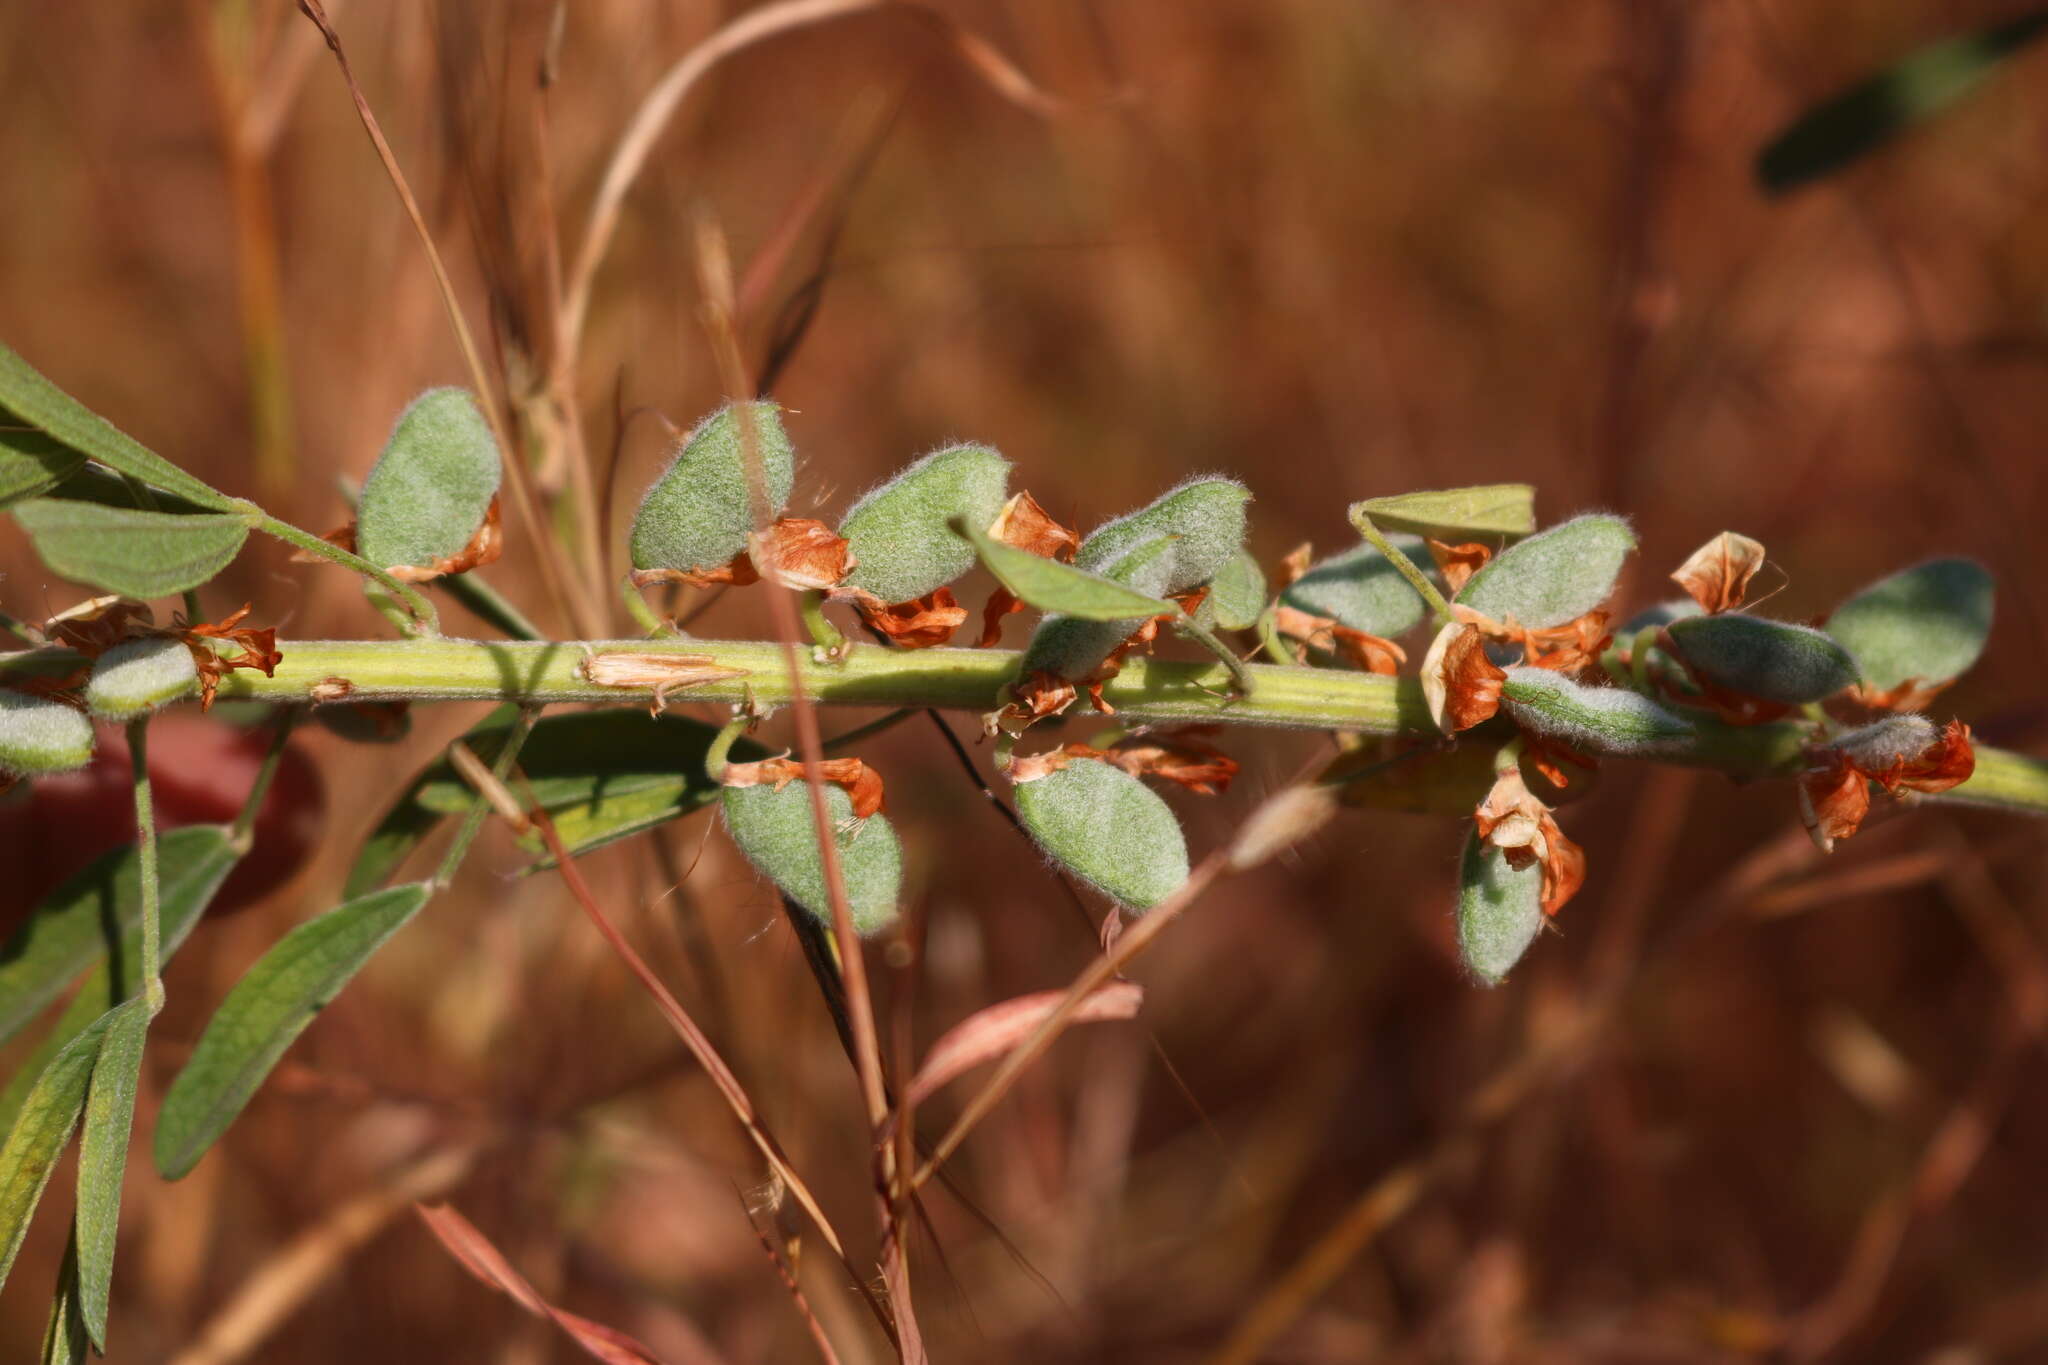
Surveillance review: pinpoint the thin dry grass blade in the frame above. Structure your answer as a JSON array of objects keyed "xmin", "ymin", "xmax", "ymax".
[
  {"xmin": 906, "ymin": 983, "xmax": 1144, "ymax": 1111},
  {"xmin": 415, "ymin": 1203, "xmax": 681, "ymax": 1365},
  {"xmin": 742, "ymin": 1197, "xmax": 843, "ymax": 1365}
]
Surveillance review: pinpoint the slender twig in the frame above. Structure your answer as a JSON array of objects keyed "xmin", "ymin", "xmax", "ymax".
[
  {"xmin": 229, "ymin": 707, "xmax": 303, "ymax": 849},
  {"xmin": 127, "ymin": 719, "xmax": 163, "ymax": 1016},
  {"xmin": 433, "ymin": 707, "xmax": 543, "ymax": 890},
  {"xmin": 1348, "ymin": 507, "xmax": 1454, "ymax": 625}
]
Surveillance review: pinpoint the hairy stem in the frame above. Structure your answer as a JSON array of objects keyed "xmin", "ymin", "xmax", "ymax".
[{"xmin": 127, "ymin": 719, "xmax": 164, "ymax": 1016}]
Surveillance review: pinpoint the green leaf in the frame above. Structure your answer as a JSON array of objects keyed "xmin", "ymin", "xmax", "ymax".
[
  {"xmin": 39, "ymin": 1231, "xmax": 89, "ymax": 1365},
  {"xmin": 1454, "ymin": 513, "xmax": 1635, "ymax": 629},
  {"xmin": 154, "ymin": 882, "xmax": 434, "ymax": 1180},
  {"xmin": 838, "ymin": 444, "xmax": 1010, "ymax": 604},
  {"xmin": 0, "ymin": 827, "xmax": 238, "ymax": 1049},
  {"xmin": 73, "ymin": 998, "xmax": 147, "ymax": 1349},
  {"xmin": 1826, "ymin": 557, "xmax": 1994, "ymax": 692},
  {"xmin": 630, "ymin": 401, "xmax": 794, "ymax": 574},
  {"xmin": 1758, "ymin": 13, "xmax": 2048, "ymax": 194},
  {"xmin": 721, "ymin": 784, "xmax": 901, "ymax": 935},
  {"xmin": 951, "ymin": 515, "xmax": 1178, "ymax": 620},
  {"xmin": 355, "ymin": 388, "xmax": 502, "ymax": 574},
  {"xmin": 1014, "ymin": 757, "xmax": 1189, "ymax": 911},
  {"xmin": 1353, "ymin": 485, "xmax": 1536, "ymax": 539},
  {"xmin": 0, "ymin": 342, "xmax": 230, "ymax": 510},
  {"xmin": 1073, "ymin": 478, "xmax": 1253, "ymax": 592},
  {"xmin": 13, "ymin": 500, "xmax": 248, "ymax": 598},
  {"xmin": 413, "ymin": 708, "xmax": 758, "ymax": 814},
  {"xmin": 0, "ymin": 1012, "xmax": 117, "ymax": 1294},
  {"xmin": 84, "ymin": 637, "xmax": 198, "ymax": 721},
  {"xmin": 1499, "ymin": 668, "xmax": 1693, "ymax": 754},
  {"xmin": 1205, "ymin": 548, "xmax": 1269, "ymax": 631},
  {"xmin": 1456, "ymin": 827, "xmax": 1544, "ymax": 987},
  {"xmin": 1666, "ymin": 614, "xmax": 1860, "ymax": 704},
  {"xmin": 1281, "ymin": 537, "xmax": 1432, "ymax": 637},
  {"xmin": 0, "ymin": 691, "xmax": 95, "ymax": 779},
  {"xmin": 0, "ymin": 420, "xmax": 85, "ymax": 510}
]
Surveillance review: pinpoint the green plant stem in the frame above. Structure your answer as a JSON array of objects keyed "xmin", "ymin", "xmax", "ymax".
[
  {"xmin": 229, "ymin": 707, "xmax": 302, "ymax": 849},
  {"xmin": 433, "ymin": 705, "xmax": 542, "ymax": 889},
  {"xmin": 1174, "ymin": 615, "xmax": 1255, "ymax": 697},
  {"xmin": 703, "ymin": 712, "xmax": 751, "ymax": 783},
  {"xmin": 249, "ymin": 510, "xmax": 440, "ymax": 633},
  {"xmin": 799, "ymin": 590, "xmax": 844, "ymax": 654},
  {"xmin": 126, "ymin": 719, "xmax": 164, "ymax": 1017},
  {"xmin": 618, "ymin": 575, "xmax": 667, "ymax": 636},
  {"xmin": 1348, "ymin": 509, "xmax": 1455, "ymax": 625}
]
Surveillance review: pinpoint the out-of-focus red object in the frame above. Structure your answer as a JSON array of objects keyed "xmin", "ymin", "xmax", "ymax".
[{"xmin": 0, "ymin": 711, "xmax": 323, "ymax": 931}]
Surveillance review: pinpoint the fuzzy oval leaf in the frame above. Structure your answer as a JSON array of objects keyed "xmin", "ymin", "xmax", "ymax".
[
  {"xmin": 0, "ymin": 826, "xmax": 237, "ymax": 1047},
  {"xmin": 1281, "ymin": 537, "xmax": 1431, "ymax": 637},
  {"xmin": 629, "ymin": 401, "xmax": 794, "ymax": 573},
  {"xmin": 839, "ymin": 444, "xmax": 1010, "ymax": 604},
  {"xmin": 0, "ymin": 341, "xmax": 229, "ymax": 511},
  {"xmin": 73, "ymin": 997, "xmax": 148, "ymax": 1348},
  {"xmin": 1758, "ymin": 14, "xmax": 2048, "ymax": 193},
  {"xmin": 1667, "ymin": 613, "xmax": 1860, "ymax": 704},
  {"xmin": 1456, "ymin": 827, "xmax": 1544, "ymax": 987},
  {"xmin": 1015, "ymin": 757, "xmax": 1189, "ymax": 911},
  {"xmin": 0, "ymin": 691, "xmax": 94, "ymax": 778},
  {"xmin": 154, "ymin": 882, "xmax": 434, "ymax": 1180},
  {"xmin": 1454, "ymin": 513, "xmax": 1635, "ymax": 629},
  {"xmin": 1353, "ymin": 484, "xmax": 1535, "ymax": 539},
  {"xmin": 0, "ymin": 1010, "xmax": 120, "ymax": 1294},
  {"xmin": 1205, "ymin": 548, "xmax": 1268, "ymax": 631},
  {"xmin": 84, "ymin": 637, "xmax": 198, "ymax": 721},
  {"xmin": 0, "ymin": 421, "xmax": 85, "ymax": 510},
  {"xmin": 1499, "ymin": 668, "xmax": 1693, "ymax": 754},
  {"xmin": 1073, "ymin": 478, "xmax": 1251, "ymax": 593},
  {"xmin": 1826, "ymin": 557, "xmax": 1994, "ymax": 691},
  {"xmin": 953, "ymin": 515, "xmax": 1177, "ymax": 620},
  {"xmin": 721, "ymin": 783, "xmax": 901, "ymax": 935},
  {"xmin": 12, "ymin": 500, "xmax": 248, "ymax": 598},
  {"xmin": 355, "ymin": 388, "xmax": 502, "ymax": 573}
]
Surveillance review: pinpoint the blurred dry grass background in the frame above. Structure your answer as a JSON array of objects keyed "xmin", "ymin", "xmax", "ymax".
[{"xmin": 5, "ymin": 1, "xmax": 2048, "ymax": 1360}]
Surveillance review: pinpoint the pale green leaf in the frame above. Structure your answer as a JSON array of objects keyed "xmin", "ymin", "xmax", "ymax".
[
  {"xmin": 356, "ymin": 388, "xmax": 502, "ymax": 574},
  {"xmin": 1015, "ymin": 757, "xmax": 1189, "ymax": 911},
  {"xmin": 1826, "ymin": 557, "xmax": 1994, "ymax": 691},
  {"xmin": 1666, "ymin": 614, "xmax": 1860, "ymax": 704},
  {"xmin": 13, "ymin": 500, "xmax": 248, "ymax": 598},
  {"xmin": 721, "ymin": 784, "xmax": 901, "ymax": 935},
  {"xmin": 1205, "ymin": 548, "xmax": 1269, "ymax": 631},
  {"xmin": 1281, "ymin": 538, "xmax": 1431, "ymax": 637},
  {"xmin": 154, "ymin": 882, "xmax": 434, "ymax": 1180},
  {"xmin": 0, "ymin": 691, "xmax": 95, "ymax": 778},
  {"xmin": 951, "ymin": 515, "xmax": 1178, "ymax": 620},
  {"xmin": 838, "ymin": 444, "xmax": 1010, "ymax": 604},
  {"xmin": 0, "ymin": 420, "xmax": 85, "ymax": 510},
  {"xmin": 1454, "ymin": 513, "xmax": 1635, "ymax": 629},
  {"xmin": 73, "ymin": 997, "xmax": 148, "ymax": 1349},
  {"xmin": 0, "ymin": 1013, "xmax": 116, "ymax": 1293},
  {"xmin": 1456, "ymin": 827, "xmax": 1544, "ymax": 986},
  {"xmin": 39, "ymin": 1231, "xmax": 89, "ymax": 1365},
  {"xmin": 1353, "ymin": 485, "xmax": 1536, "ymax": 539},
  {"xmin": 630, "ymin": 401, "xmax": 794, "ymax": 574}
]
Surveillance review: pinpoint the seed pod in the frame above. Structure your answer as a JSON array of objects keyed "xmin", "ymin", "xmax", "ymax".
[
  {"xmin": 1020, "ymin": 478, "xmax": 1252, "ymax": 681},
  {"xmin": 720, "ymin": 780, "xmax": 900, "ymax": 935},
  {"xmin": 0, "ymin": 690, "xmax": 95, "ymax": 776},
  {"xmin": 356, "ymin": 388, "xmax": 503, "ymax": 574},
  {"xmin": 1825, "ymin": 557, "xmax": 1994, "ymax": 691},
  {"xmin": 1203, "ymin": 548, "xmax": 1269, "ymax": 631},
  {"xmin": 1455, "ymin": 514, "xmax": 1635, "ymax": 629},
  {"xmin": 84, "ymin": 637, "xmax": 198, "ymax": 721},
  {"xmin": 838, "ymin": 445, "xmax": 1009, "ymax": 605},
  {"xmin": 1666, "ymin": 613, "xmax": 1859, "ymax": 703},
  {"xmin": 1280, "ymin": 536, "xmax": 1431, "ymax": 638},
  {"xmin": 630, "ymin": 402, "xmax": 795, "ymax": 575},
  {"xmin": 1499, "ymin": 667, "xmax": 1692, "ymax": 754},
  {"xmin": 1455, "ymin": 825, "xmax": 1544, "ymax": 987},
  {"xmin": 1015, "ymin": 756, "xmax": 1189, "ymax": 910}
]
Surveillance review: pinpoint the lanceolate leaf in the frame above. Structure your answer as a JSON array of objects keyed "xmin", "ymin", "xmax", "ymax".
[
  {"xmin": 1826, "ymin": 557, "xmax": 1994, "ymax": 691},
  {"xmin": 1281, "ymin": 538, "xmax": 1431, "ymax": 637},
  {"xmin": 1454, "ymin": 513, "xmax": 1635, "ymax": 629},
  {"xmin": 0, "ymin": 341, "xmax": 230, "ymax": 511},
  {"xmin": 356, "ymin": 388, "xmax": 503, "ymax": 574},
  {"xmin": 155, "ymin": 882, "xmax": 434, "ymax": 1180},
  {"xmin": 1014, "ymin": 757, "xmax": 1189, "ymax": 911},
  {"xmin": 0, "ymin": 420, "xmax": 85, "ymax": 510},
  {"xmin": 0, "ymin": 827, "xmax": 239, "ymax": 1048},
  {"xmin": 1353, "ymin": 484, "xmax": 1536, "ymax": 539},
  {"xmin": 0, "ymin": 1012, "xmax": 118, "ymax": 1294},
  {"xmin": 1758, "ymin": 12, "xmax": 2048, "ymax": 194},
  {"xmin": 39, "ymin": 1231, "xmax": 89, "ymax": 1365},
  {"xmin": 952, "ymin": 515, "xmax": 1178, "ymax": 620},
  {"xmin": 413, "ymin": 709, "xmax": 753, "ymax": 814},
  {"xmin": 1666, "ymin": 613, "xmax": 1860, "ymax": 704},
  {"xmin": 12, "ymin": 500, "xmax": 249, "ymax": 598},
  {"xmin": 838, "ymin": 444, "xmax": 1010, "ymax": 604},
  {"xmin": 73, "ymin": 997, "xmax": 148, "ymax": 1349},
  {"xmin": 1456, "ymin": 827, "xmax": 1544, "ymax": 986}
]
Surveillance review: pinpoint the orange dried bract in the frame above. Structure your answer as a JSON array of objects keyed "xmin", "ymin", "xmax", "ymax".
[
  {"xmin": 722, "ymin": 755, "xmax": 885, "ymax": 819},
  {"xmin": 1103, "ymin": 736, "xmax": 1239, "ymax": 795},
  {"xmin": 1671, "ymin": 531, "xmax": 1766, "ymax": 614},
  {"xmin": 750, "ymin": 517, "xmax": 854, "ymax": 591},
  {"xmin": 1876, "ymin": 719, "xmax": 1975, "ymax": 796},
  {"xmin": 1847, "ymin": 676, "xmax": 1952, "ymax": 714},
  {"xmin": 45, "ymin": 597, "xmax": 153, "ymax": 656},
  {"xmin": 995, "ymin": 671, "xmax": 1078, "ymax": 731},
  {"xmin": 1798, "ymin": 719, "xmax": 1975, "ymax": 851},
  {"xmin": 1427, "ymin": 539, "xmax": 1492, "ymax": 595},
  {"xmin": 1277, "ymin": 542, "xmax": 1314, "ymax": 588},
  {"xmin": 388, "ymin": 496, "xmax": 504, "ymax": 582},
  {"xmin": 988, "ymin": 490, "xmax": 1078, "ymax": 562},
  {"xmin": 1474, "ymin": 762, "xmax": 1584, "ymax": 916},
  {"xmin": 1440, "ymin": 626, "xmax": 1506, "ymax": 732},
  {"xmin": 1521, "ymin": 610, "xmax": 1613, "ymax": 675},
  {"xmin": 854, "ymin": 586, "xmax": 967, "ymax": 649},
  {"xmin": 630, "ymin": 551, "xmax": 761, "ymax": 591},
  {"xmin": 1270, "ymin": 604, "xmax": 1406, "ymax": 675},
  {"xmin": 1522, "ymin": 735, "xmax": 1597, "ymax": 790},
  {"xmin": 1798, "ymin": 757, "xmax": 1870, "ymax": 854},
  {"xmin": 976, "ymin": 586, "xmax": 1025, "ymax": 647},
  {"xmin": 182, "ymin": 603, "xmax": 283, "ymax": 711}
]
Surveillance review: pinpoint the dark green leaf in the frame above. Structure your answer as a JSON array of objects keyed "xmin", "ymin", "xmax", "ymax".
[
  {"xmin": 0, "ymin": 341, "xmax": 230, "ymax": 510},
  {"xmin": 951, "ymin": 515, "xmax": 1177, "ymax": 620},
  {"xmin": 356, "ymin": 389, "xmax": 502, "ymax": 574},
  {"xmin": 0, "ymin": 1013, "xmax": 116, "ymax": 1293},
  {"xmin": 1281, "ymin": 538, "xmax": 1431, "ymax": 637},
  {"xmin": 155, "ymin": 882, "xmax": 434, "ymax": 1179},
  {"xmin": 73, "ymin": 998, "xmax": 147, "ymax": 1348},
  {"xmin": 0, "ymin": 420, "xmax": 85, "ymax": 510},
  {"xmin": 1826, "ymin": 557, "xmax": 1994, "ymax": 691},
  {"xmin": 13, "ymin": 500, "xmax": 248, "ymax": 598},
  {"xmin": 1666, "ymin": 613, "xmax": 1860, "ymax": 704},
  {"xmin": 39, "ymin": 1231, "xmax": 89, "ymax": 1365},
  {"xmin": 1352, "ymin": 484, "xmax": 1536, "ymax": 539},
  {"xmin": 1758, "ymin": 13, "xmax": 2048, "ymax": 193}
]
